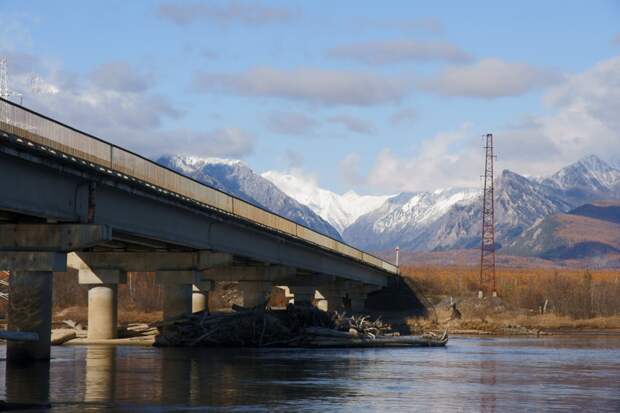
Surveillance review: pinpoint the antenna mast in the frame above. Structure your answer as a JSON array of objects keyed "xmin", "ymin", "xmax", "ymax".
[
  {"xmin": 0, "ymin": 57, "xmax": 22, "ymax": 105},
  {"xmin": 479, "ymin": 133, "xmax": 497, "ymax": 298},
  {"xmin": 0, "ymin": 57, "xmax": 8, "ymax": 99}
]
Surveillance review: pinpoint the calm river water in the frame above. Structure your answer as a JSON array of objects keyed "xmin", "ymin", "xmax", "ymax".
[{"xmin": 0, "ymin": 335, "xmax": 619, "ymax": 412}]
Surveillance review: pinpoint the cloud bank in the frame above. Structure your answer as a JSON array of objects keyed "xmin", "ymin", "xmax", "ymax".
[
  {"xmin": 193, "ymin": 66, "xmax": 411, "ymax": 106},
  {"xmin": 361, "ymin": 55, "xmax": 620, "ymax": 192}
]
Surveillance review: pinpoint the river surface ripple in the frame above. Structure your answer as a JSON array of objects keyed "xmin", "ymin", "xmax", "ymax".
[{"xmin": 0, "ymin": 335, "xmax": 619, "ymax": 412}]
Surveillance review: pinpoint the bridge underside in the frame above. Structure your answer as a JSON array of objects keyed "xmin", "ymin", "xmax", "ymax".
[{"xmin": 0, "ymin": 137, "xmax": 397, "ymax": 362}]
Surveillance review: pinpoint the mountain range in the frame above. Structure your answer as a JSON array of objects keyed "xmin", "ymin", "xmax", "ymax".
[
  {"xmin": 266, "ymin": 154, "xmax": 620, "ymax": 260},
  {"xmin": 157, "ymin": 154, "xmax": 620, "ymax": 263},
  {"xmin": 157, "ymin": 155, "xmax": 342, "ymax": 240}
]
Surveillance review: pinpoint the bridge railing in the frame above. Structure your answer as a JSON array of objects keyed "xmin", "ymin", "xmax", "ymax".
[{"xmin": 0, "ymin": 98, "xmax": 399, "ymax": 275}]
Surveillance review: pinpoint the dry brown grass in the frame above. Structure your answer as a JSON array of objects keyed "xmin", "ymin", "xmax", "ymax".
[
  {"xmin": 511, "ymin": 314, "xmax": 620, "ymax": 330},
  {"xmin": 403, "ymin": 265, "xmax": 620, "ymax": 320}
]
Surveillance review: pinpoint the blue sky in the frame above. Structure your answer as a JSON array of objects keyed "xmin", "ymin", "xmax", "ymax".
[{"xmin": 1, "ymin": 1, "xmax": 619, "ymax": 194}]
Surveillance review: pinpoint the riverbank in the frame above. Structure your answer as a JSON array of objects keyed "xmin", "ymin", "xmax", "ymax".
[{"xmin": 402, "ymin": 293, "xmax": 620, "ymax": 336}]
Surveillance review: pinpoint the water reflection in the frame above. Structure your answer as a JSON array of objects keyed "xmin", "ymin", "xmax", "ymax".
[
  {"xmin": 5, "ymin": 360, "xmax": 50, "ymax": 405},
  {"xmin": 479, "ymin": 357, "xmax": 497, "ymax": 413},
  {"xmin": 0, "ymin": 336, "xmax": 618, "ymax": 412},
  {"xmin": 84, "ymin": 346, "xmax": 116, "ymax": 402}
]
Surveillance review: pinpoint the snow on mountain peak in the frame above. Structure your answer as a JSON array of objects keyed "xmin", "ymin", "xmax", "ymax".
[
  {"xmin": 546, "ymin": 154, "xmax": 620, "ymax": 190},
  {"xmin": 261, "ymin": 170, "xmax": 392, "ymax": 234},
  {"xmin": 164, "ymin": 155, "xmax": 243, "ymax": 174},
  {"xmin": 373, "ymin": 187, "xmax": 479, "ymax": 233}
]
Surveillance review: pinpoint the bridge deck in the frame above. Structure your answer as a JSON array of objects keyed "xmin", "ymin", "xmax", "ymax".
[{"xmin": 0, "ymin": 98, "xmax": 398, "ymax": 277}]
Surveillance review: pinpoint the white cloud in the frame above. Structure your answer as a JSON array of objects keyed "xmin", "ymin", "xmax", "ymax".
[
  {"xmin": 420, "ymin": 58, "xmax": 559, "ymax": 98},
  {"xmin": 366, "ymin": 124, "xmax": 480, "ymax": 192},
  {"xmin": 193, "ymin": 66, "xmax": 411, "ymax": 106},
  {"xmin": 158, "ymin": 1, "xmax": 298, "ymax": 26},
  {"xmin": 327, "ymin": 115, "xmax": 376, "ymax": 135},
  {"xmin": 612, "ymin": 33, "xmax": 620, "ymax": 46},
  {"xmin": 328, "ymin": 39, "xmax": 471, "ymax": 64}
]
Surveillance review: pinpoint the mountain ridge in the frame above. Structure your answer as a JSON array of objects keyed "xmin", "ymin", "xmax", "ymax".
[{"xmin": 156, "ymin": 155, "xmax": 342, "ymax": 240}]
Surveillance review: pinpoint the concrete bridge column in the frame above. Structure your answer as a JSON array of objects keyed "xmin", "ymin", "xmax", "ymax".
[
  {"xmin": 79, "ymin": 269, "xmax": 126, "ymax": 340},
  {"xmin": 318, "ymin": 284, "xmax": 346, "ymax": 312},
  {"xmin": 288, "ymin": 285, "xmax": 316, "ymax": 307},
  {"xmin": 275, "ymin": 286, "xmax": 295, "ymax": 305},
  {"xmin": 192, "ymin": 280, "xmax": 214, "ymax": 313},
  {"xmin": 0, "ymin": 252, "xmax": 67, "ymax": 362},
  {"xmin": 8, "ymin": 270, "xmax": 54, "ymax": 361},
  {"xmin": 345, "ymin": 283, "xmax": 375, "ymax": 313},
  {"xmin": 157, "ymin": 270, "xmax": 200, "ymax": 320},
  {"xmin": 238, "ymin": 281, "xmax": 274, "ymax": 309}
]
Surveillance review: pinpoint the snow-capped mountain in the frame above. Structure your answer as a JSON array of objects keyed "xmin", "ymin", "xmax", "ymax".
[
  {"xmin": 343, "ymin": 155, "xmax": 620, "ymax": 252},
  {"xmin": 261, "ymin": 171, "xmax": 391, "ymax": 234},
  {"xmin": 342, "ymin": 188, "xmax": 481, "ymax": 251},
  {"xmin": 157, "ymin": 155, "xmax": 342, "ymax": 240},
  {"xmin": 541, "ymin": 154, "xmax": 620, "ymax": 204}
]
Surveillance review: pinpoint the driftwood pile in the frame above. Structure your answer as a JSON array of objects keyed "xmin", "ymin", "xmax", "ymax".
[{"xmin": 152, "ymin": 304, "xmax": 447, "ymax": 348}]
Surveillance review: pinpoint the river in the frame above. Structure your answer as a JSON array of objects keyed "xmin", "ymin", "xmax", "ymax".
[{"xmin": 0, "ymin": 335, "xmax": 619, "ymax": 412}]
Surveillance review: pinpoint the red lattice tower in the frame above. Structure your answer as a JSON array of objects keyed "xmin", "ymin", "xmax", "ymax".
[{"xmin": 479, "ymin": 133, "xmax": 497, "ymax": 297}]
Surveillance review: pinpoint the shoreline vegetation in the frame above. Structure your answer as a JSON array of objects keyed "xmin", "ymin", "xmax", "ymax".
[
  {"xmin": 3, "ymin": 267, "xmax": 620, "ymax": 340},
  {"xmin": 402, "ymin": 266, "xmax": 620, "ymax": 336}
]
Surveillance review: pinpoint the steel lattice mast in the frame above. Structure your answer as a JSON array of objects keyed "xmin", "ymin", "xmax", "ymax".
[
  {"xmin": 0, "ymin": 57, "xmax": 8, "ymax": 99},
  {"xmin": 479, "ymin": 133, "xmax": 496, "ymax": 297}
]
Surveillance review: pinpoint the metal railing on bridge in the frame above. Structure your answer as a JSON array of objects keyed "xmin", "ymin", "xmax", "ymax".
[{"xmin": 0, "ymin": 98, "xmax": 399, "ymax": 275}]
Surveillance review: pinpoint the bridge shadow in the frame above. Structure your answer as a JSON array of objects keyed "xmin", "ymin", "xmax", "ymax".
[{"xmin": 366, "ymin": 276, "xmax": 429, "ymax": 316}]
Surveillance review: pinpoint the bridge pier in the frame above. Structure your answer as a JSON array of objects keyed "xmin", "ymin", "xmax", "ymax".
[
  {"xmin": 157, "ymin": 271, "xmax": 200, "ymax": 320},
  {"xmin": 238, "ymin": 281, "xmax": 274, "ymax": 308},
  {"xmin": 78, "ymin": 269, "xmax": 126, "ymax": 340},
  {"xmin": 8, "ymin": 270, "xmax": 54, "ymax": 361},
  {"xmin": 192, "ymin": 280, "xmax": 214, "ymax": 313},
  {"xmin": 345, "ymin": 283, "xmax": 376, "ymax": 312},
  {"xmin": 318, "ymin": 283, "xmax": 346, "ymax": 312},
  {"xmin": 69, "ymin": 250, "xmax": 233, "ymax": 319},
  {"xmin": 0, "ymin": 252, "xmax": 67, "ymax": 363},
  {"xmin": 288, "ymin": 285, "xmax": 316, "ymax": 307}
]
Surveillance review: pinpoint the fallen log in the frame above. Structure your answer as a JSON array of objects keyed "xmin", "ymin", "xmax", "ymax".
[
  {"xmin": 303, "ymin": 330, "xmax": 448, "ymax": 348},
  {"xmin": 304, "ymin": 326, "xmax": 357, "ymax": 338},
  {"xmin": 51, "ymin": 329, "xmax": 76, "ymax": 345}
]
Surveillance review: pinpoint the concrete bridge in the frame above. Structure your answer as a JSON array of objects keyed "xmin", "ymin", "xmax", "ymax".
[{"xmin": 0, "ymin": 97, "xmax": 399, "ymax": 362}]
